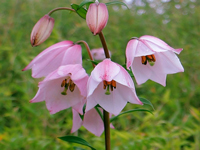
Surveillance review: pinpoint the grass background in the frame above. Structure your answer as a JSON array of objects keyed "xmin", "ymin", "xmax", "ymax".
[{"xmin": 0, "ymin": 0, "xmax": 199, "ymax": 149}]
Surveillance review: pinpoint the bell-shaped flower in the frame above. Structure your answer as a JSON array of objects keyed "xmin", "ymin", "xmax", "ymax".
[
  {"xmin": 23, "ymin": 41, "xmax": 82, "ymax": 78},
  {"xmin": 86, "ymin": 59, "xmax": 142, "ymax": 116},
  {"xmin": 126, "ymin": 35, "xmax": 184, "ymax": 86},
  {"xmin": 86, "ymin": 2, "xmax": 108, "ymax": 35},
  {"xmin": 71, "ymin": 108, "xmax": 114, "ymax": 136},
  {"xmin": 30, "ymin": 15, "xmax": 55, "ymax": 46},
  {"xmin": 30, "ymin": 64, "xmax": 88, "ymax": 114},
  {"xmin": 91, "ymin": 48, "xmax": 111, "ymax": 60}
]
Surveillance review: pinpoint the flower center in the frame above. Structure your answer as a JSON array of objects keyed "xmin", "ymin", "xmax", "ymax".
[
  {"xmin": 141, "ymin": 54, "xmax": 156, "ymax": 66},
  {"xmin": 103, "ymin": 80, "xmax": 116, "ymax": 95},
  {"xmin": 61, "ymin": 77, "xmax": 75, "ymax": 95}
]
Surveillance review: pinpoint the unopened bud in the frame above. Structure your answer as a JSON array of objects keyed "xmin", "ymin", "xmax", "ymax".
[
  {"xmin": 86, "ymin": 2, "xmax": 108, "ymax": 35},
  {"xmin": 30, "ymin": 15, "xmax": 54, "ymax": 46}
]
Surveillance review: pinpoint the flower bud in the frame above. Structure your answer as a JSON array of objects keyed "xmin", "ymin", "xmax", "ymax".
[
  {"xmin": 86, "ymin": 2, "xmax": 108, "ymax": 35},
  {"xmin": 30, "ymin": 15, "xmax": 55, "ymax": 47}
]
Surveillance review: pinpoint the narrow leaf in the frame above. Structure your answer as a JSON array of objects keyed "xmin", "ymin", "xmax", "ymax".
[
  {"xmin": 87, "ymin": 59, "xmax": 99, "ymax": 65},
  {"xmin": 71, "ymin": 4, "xmax": 87, "ymax": 19},
  {"xmin": 94, "ymin": 106, "xmax": 103, "ymax": 121},
  {"xmin": 59, "ymin": 136, "xmax": 96, "ymax": 150},
  {"xmin": 110, "ymin": 108, "xmax": 153, "ymax": 122},
  {"xmin": 105, "ymin": 1, "xmax": 129, "ymax": 9},
  {"xmin": 79, "ymin": 0, "xmax": 94, "ymax": 8},
  {"xmin": 139, "ymin": 97, "xmax": 155, "ymax": 110}
]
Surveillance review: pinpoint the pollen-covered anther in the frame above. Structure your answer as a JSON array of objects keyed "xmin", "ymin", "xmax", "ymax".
[
  {"xmin": 61, "ymin": 78, "xmax": 75, "ymax": 95},
  {"xmin": 141, "ymin": 54, "xmax": 156, "ymax": 65},
  {"xmin": 103, "ymin": 80, "xmax": 116, "ymax": 95}
]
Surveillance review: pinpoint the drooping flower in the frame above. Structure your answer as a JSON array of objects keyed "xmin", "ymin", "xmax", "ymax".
[
  {"xmin": 91, "ymin": 48, "xmax": 111, "ymax": 60},
  {"xmin": 23, "ymin": 41, "xmax": 82, "ymax": 78},
  {"xmin": 86, "ymin": 59, "xmax": 142, "ymax": 116},
  {"xmin": 30, "ymin": 64, "xmax": 88, "ymax": 114},
  {"xmin": 30, "ymin": 15, "xmax": 55, "ymax": 46},
  {"xmin": 126, "ymin": 35, "xmax": 184, "ymax": 86},
  {"xmin": 86, "ymin": 2, "xmax": 108, "ymax": 35},
  {"xmin": 71, "ymin": 108, "xmax": 114, "ymax": 136}
]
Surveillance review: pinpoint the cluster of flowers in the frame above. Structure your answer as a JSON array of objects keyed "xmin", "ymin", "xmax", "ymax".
[{"xmin": 23, "ymin": 1, "xmax": 184, "ymax": 136}]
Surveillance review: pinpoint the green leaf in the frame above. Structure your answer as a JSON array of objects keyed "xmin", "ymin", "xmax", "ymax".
[
  {"xmin": 59, "ymin": 136, "xmax": 96, "ymax": 150},
  {"xmin": 139, "ymin": 97, "xmax": 155, "ymax": 110},
  {"xmin": 79, "ymin": 0, "xmax": 94, "ymax": 8},
  {"xmin": 87, "ymin": 59, "xmax": 99, "ymax": 65},
  {"xmin": 71, "ymin": 4, "xmax": 87, "ymax": 19},
  {"xmin": 110, "ymin": 108, "xmax": 153, "ymax": 122},
  {"xmin": 105, "ymin": 1, "xmax": 129, "ymax": 9},
  {"xmin": 94, "ymin": 106, "xmax": 103, "ymax": 121}
]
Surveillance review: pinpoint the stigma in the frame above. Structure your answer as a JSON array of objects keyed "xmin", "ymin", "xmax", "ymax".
[
  {"xmin": 141, "ymin": 54, "xmax": 156, "ymax": 66},
  {"xmin": 61, "ymin": 77, "xmax": 76, "ymax": 95},
  {"xmin": 103, "ymin": 80, "xmax": 116, "ymax": 95}
]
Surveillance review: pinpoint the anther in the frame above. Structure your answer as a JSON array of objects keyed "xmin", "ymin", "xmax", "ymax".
[
  {"xmin": 60, "ymin": 78, "xmax": 76, "ymax": 95},
  {"xmin": 141, "ymin": 54, "xmax": 156, "ymax": 66},
  {"xmin": 103, "ymin": 80, "xmax": 116, "ymax": 95},
  {"xmin": 141, "ymin": 56, "xmax": 147, "ymax": 65}
]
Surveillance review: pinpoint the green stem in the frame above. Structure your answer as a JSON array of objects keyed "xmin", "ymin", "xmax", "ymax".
[
  {"xmin": 103, "ymin": 110, "xmax": 111, "ymax": 150},
  {"xmin": 99, "ymin": 31, "xmax": 111, "ymax": 150},
  {"xmin": 47, "ymin": 7, "xmax": 75, "ymax": 16}
]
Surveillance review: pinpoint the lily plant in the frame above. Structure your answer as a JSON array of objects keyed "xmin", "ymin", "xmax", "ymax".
[{"xmin": 23, "ymin": 0, "xmax": 184, "ymax": 149}]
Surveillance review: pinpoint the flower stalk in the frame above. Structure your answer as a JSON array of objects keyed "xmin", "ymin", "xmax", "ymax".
[
  {"xmin": 103, "ymin": 110, "xmax": 111, "ymax": 150},
  {"xmin": 98, "ymin": 31, "xmax": 111, "ymax": 150},
  {"xmin": 76, "ymin": 40, "xmax": 95, "ymax": 68},
  {"xmin": 47, "ymin": 7, "xmax": 75, "ymax": 16},
  {"xmin": 99, "ymin": 32, "xmax": 110, "ymax": 58}
]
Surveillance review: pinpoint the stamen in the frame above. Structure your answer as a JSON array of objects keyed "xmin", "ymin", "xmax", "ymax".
[
  {"xmin": 141, "ymin": 54, "xmax": 156, "ymax": 66},
  {"xmin": 103, "ymin": 80, "xmax": 107, "ymax": 89},
  {"xmin": 60, "ymin": 78, "xmax": 75, "ymax": 95},
  {"xmin": 69, "ymin": 79, "xmax": 75, "ymax": 92},
  {"xmin": 111, "ymin": 80, "xmax": 116, "ymax": 89},
  {"xmin": 141, "ymin": 56, "xmax": 147, "ymax": 65},
  {"xmin": 61, "ymin": 79, "xmax": 65, "ymax": 87},
  {"xmin": 103, "ymin": 80, "xmax": 116, "ymax": 94}
]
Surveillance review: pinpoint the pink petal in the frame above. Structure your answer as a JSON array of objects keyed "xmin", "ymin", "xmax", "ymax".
[
  {"xmin": 82, "ymin": 108, "xmax": 104, "ymax": 136},
  {"xmin": 31, "ymin": 64, "xmax": 88, "ymax": 114},
  {"xmin": 23, "ymin": 41, "xmax": 82, "ymax": 78},
  {"xmin": 87, "ymin": 82, "xmax": 127, "ymax": 115},
  {"xmin": 30, "ymin": 86, "xmax": 45, "ymax": 103},
  {"xmin": 95, "ymin": 3, "xmax": 108, "ymax": 35},
  {"xmin": 86, "ymin": 2, "xmax": 108, "ymax": 35},
  {"xmin": 140, "ymin": 35, "xmax": 183, "ymax": 54},
  {"xmin": 91, "ymin": 59, "xmax": 120, "ymax": 82},
  {"xmin": 30, "ymin": 15, "xmax": 54, "ymax": 46},
  {"xmin": 131, "ymin": 51, "xmax": 183, "ymax": 86},
  {"xmin": 91, "ymin": 48, "xmax": 111, "ymax": 60},
  {"xmin": 126, "ymin": 39, "xmax": 138, "ymax": 69},
  {"xmin": 71, "ymin": 109, "xmax": 83, "ymax": 133},
  {"xmin": 43, "ymin": 79, "xmax": 83, "ymax": 114},
  {"xmin": 86, "ymin": 3, "xmax": 97, "ymax": 35}
]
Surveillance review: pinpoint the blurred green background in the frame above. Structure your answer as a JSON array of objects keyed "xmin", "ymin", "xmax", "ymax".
[{"xmin": 0, "ymin": 0, "xmax": 199, "ymax": 149}]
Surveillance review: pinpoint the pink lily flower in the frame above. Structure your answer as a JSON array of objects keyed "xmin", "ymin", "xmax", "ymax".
[
  {"xmin": 126, "ymin": 35, "xmax": 184, "ymax": 86},
  {"xmin": 91, "ymin": 48, "xmax": 111, "ymax": 60},
  {"xmin": 71, "ymin": 108, "xmax": 114, "ymax": 136},
  {"xmin": 86, "ymin": 2, "xmax": 108, "ymax": 35},
  {"xmin": 86, "ymin": 59, "xmax": 142, "ymax": 116},
  {"xmin": 30, "ymin": 64, "xmax": 88, "ymax": 114},
  {"xmin": 30, "ymin": 15, "xmax": 54, "ymax": 46},
  {"xmin": 23, "ymin": 41, "xmax": 82, "ymax": 78}
]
